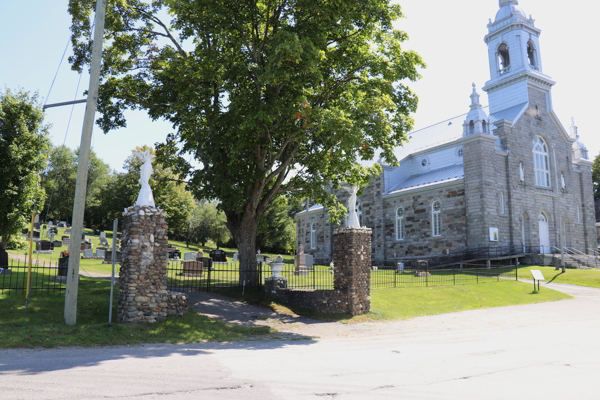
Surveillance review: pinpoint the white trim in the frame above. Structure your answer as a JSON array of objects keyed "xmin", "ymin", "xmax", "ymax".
[
  {"xmin": 432, "ymin": 201, "xmax": 442, "ymax": 237},
  {"xmin": 396, "ymin": 207, "xmax": 405, "ymax": 241},
  {"xmin": 310, "ymin": 222, "xmax": 316, "ymax": 250}
]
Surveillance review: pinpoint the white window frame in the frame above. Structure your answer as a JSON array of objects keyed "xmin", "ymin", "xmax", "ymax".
[
  {"xmin": 396, "ymin": 207, "xmax": 405, "ymax": 241},
  {"xmin": 310, "ymin": 222, "xmax": 316, "ymax": 250},
  {"xmin": 432, "ymin": 201, "xmax": 441, "ymax": 237},
  {"xmin": 533, "ymin": 136, "xmax": 551, "ymax": 188},
  {"xmin": 499, "ymin": 192, "xmax": 505, "ymax": 214}
]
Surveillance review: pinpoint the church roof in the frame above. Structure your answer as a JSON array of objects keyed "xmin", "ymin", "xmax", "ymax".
[
  {"xmin": 387, "ymin": 164, "xmax": 464, "ymax": 195},
  {"xmin": 488, "ymin": 102, "xmax": 528, "ymax": 125},
  {"xmin": 295, "ymin": 204, "xmax": 324, "ymax": 215}
]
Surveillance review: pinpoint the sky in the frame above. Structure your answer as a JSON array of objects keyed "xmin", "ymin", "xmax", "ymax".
[{"xmin": 0, "ymin": 0, "xmax": 597, "ymax": 173}]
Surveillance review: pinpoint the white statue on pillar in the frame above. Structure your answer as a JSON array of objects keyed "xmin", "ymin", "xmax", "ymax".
[
  {"xmin": 346, "ymin": 186, "xmax": 360, "ymax": 228},
  {"xmin": 133, "ymin": 151, "xmax": 156, "ymax": 207}
]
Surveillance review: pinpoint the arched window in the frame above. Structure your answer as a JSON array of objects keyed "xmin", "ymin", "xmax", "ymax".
[
  {"xmin": 310, "ymin": 223, "xmax": 316, "ymax": 250},
  {"xmin": 498, "ymin": 43, "xmax": 511, "ymax": 74},
  {"xmin": 432, "ymin": 201, "xmax": 441, "ymax": 237},
  {"xmin": 469, "ymin": 120, "xmax": 475, "ymax": 135},
  {"xmin": 396, "ymin": 208, "xmax": 405, "ymax": 241},
  {"xmin": 355, "ymin": 202, "xmax": 363, "ymax": 226},
  {"xmin": 533, "ymin": 136, "xmax": 551, "ymax": 187},
  {"xmin": 527, "ymin": 41, "xmax": 537, "ymax": 69},
  {"xmin": 482, "ymin": 120, "xmax": 488, "ymax": 133},
  {"xmin": 499, "ymin": 192, "xmax": 505, "ymax": 214}
]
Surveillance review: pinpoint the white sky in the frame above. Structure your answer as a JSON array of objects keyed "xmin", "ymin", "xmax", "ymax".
[{"xmin": 0, "ymin": 0, "xmax": 597, "ymax": 172}]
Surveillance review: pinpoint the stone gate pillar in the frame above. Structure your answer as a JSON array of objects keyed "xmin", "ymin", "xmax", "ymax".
[
  {"xmin": 332, "ymin": 227, "xmax": 372, "ymax": 315},
  {"xmin": 118, "ymin": 205, "xmax": 170, "ymax": 323}
]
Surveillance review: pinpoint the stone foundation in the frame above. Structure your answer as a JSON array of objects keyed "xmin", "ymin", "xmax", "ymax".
[
  {"xmin": 265, "ymin": 227, "xmax": 372, "ymax": 315},
  {"xmin": 118, "ymin": 205, "xmax": 188, "ymax": 323}
]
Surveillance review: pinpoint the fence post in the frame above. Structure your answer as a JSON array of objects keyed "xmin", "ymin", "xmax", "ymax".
[
  {"xmin": 207, "ymin": 265, "xmax": 211, "ymax": 292},
  {"xmin": 476, "ymin": 265, "xmax": 479, "ymax": 284},
  {"xmin": 453, "ymin": 266, "xmax": 456, "ymax": 286}
]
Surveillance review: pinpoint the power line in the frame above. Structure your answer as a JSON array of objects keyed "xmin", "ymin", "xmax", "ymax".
[{"xmin": 45, "ymin": 37, "xmax": 70, "ymax": 104}]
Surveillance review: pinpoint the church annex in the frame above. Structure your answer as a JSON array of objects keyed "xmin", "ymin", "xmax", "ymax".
[{"xmin": 295, "ymin": 0, "xmax": 597, "ymax": 264}]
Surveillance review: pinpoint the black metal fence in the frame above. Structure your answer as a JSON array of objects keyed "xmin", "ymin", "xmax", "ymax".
[
  {"xmin": 0, "ymin": 258, "xmax": 66, "ymax": 295},
  {"xmin": 166, "ymin": 260, "xmax": 336, "ymax": 293},
  {"xmin": 371, "ymin": 262, "xmax": 522, "ymax": 289}
]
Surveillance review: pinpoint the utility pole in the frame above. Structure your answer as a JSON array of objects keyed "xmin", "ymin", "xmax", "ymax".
[{"xmin": 64, "ymin": 0, "xmax": 107, "ymax": 326}]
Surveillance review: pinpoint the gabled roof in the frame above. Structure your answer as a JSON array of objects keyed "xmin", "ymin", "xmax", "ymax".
[
  {"xmin": 387, "ymin": 164, "xmax": 464, "ymax": 195},
  {"xmin": 295, "ymin": 204, "xmax": 324, "ymax": 215}
]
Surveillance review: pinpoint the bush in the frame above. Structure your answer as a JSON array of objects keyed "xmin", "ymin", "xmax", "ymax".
[{"xmin": 6, "ymin": 234, "xmax": 28, "ymax": 250}]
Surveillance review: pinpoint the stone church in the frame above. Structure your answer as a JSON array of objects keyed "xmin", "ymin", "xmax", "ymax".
[{"xmin": 296, "ymin": 0, "xmax": 597, "ymax": 264}]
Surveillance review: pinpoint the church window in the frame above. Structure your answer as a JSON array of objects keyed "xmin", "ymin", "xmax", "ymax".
[
  {"xmin": 497, "ymin": 43, "xmax": 511, "ymax": 74},
  {"xmin": 421, "ymin": 157, "xmax": 429, "ymax": 167},
  {"xmin": 310, "ymin": 223, "xmax": 316, "ymax": 249},
  {"xmin": 432, "ymin": 201, "xmax": 441, "ymax": 237},
  {"xmin": 527, "ymin": 41, "xmax": 538, "ymax": 70},
  {"xmin": 457, "ymin": 147, "xmax": 464, "ymax": 157},
  {"xmin": 469, "ymin": 120, "xmax": 475, "ymax": 135},
  {"xmin": 533, "ymin": 136, "xmax": 551, "ymax": 187},
  {"xmin": 396, "ymin": 207, "xmax": 405, "ymax": 241},
  {"xmin": 482, "ymin": 120, "xmax": 488, "ymax": 133},
  {"xmin": 500, "ymin": 192, "xmax": 505, "ymax": 214}
]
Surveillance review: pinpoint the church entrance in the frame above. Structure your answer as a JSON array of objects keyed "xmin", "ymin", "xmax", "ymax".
[{"xmin": 539, "ymin": 212, "xmax": 551, "ymax": 253}]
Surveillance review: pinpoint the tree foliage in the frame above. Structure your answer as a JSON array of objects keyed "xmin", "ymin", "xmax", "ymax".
[
  {"xmin": 181, "ymin": 202, "xmax": 230, "ymax": 247},
  {"xmin": 0, "ymin": 89, "xmax": 51, "ymax": 249},
  {"xmin": 256, "ymin": 197, "xmax": 296, "ymax": 254},
  {"xmin": 69, "ymin": 0, "xmax": 424, "ymax": 279}
]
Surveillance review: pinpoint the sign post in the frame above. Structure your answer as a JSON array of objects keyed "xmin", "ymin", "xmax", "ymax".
[{"xmin": 530, "ymin": 269, "xmax": 545, "ymax": 292}]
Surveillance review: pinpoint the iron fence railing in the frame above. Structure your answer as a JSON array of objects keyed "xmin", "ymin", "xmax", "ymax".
[
  {"xmin": 371, "ymin": 262, "xmax": 521, "ymax": 289},
  {"xmin": 0, "ymin": 258, "xmax": 66, "ymax": 295}
]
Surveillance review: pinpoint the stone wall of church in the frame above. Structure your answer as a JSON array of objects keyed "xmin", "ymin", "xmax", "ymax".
[
  {"xmin": 491, "ymin": 87, "xmax": 597, "ymax": 253},
  {"xmin": 380, "ymin": 183, "xmax": 467, "ymax": 261}
]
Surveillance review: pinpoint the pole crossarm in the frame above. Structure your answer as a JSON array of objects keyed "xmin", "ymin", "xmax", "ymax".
[{"xmin": 42, "ymin": 99, "xmax": 88, "ymax": 111}]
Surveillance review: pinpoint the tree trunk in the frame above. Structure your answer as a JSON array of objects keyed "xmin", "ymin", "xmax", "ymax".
[
  {"xmin": 0, "ymin": 236, "xmax": 8, "ymax": 251},
  {"xmin": 230, "ymin": 216, "xmax": 259, "ymax": 288}
]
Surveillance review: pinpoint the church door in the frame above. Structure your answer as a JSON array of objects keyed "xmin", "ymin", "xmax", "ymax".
[{"xmin": 539, "ymin": 213, "xmax": 550, "ymax": 254}]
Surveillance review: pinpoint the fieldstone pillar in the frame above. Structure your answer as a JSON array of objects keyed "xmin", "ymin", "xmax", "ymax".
[
  {"xmin": 118, "ymin": 205, "xmax": 171, "ymax": 323},
  {"xmin": 332, "ymin": 227, "xmax": 372, "ymax": 315}
]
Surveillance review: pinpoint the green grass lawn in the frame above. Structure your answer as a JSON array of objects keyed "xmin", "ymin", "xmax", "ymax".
[
  {"xmin": 0, "ymin": 277, "xmax": 272, "ymax": 349},
  {"xmin": 512, "ymin": 265, "xmax": 600, "ymax": 288}
]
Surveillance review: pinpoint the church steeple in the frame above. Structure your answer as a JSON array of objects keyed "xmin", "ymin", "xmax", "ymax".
[
  {"xmin": 463, "ymin": 84, "xmax": 490, "ymax": 137},
  {"xmin": 483, "ymin": 0, "xmax": 555, "ymax": 114}
]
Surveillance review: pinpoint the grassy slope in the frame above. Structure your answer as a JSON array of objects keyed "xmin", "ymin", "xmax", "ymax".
[
  {"xmin": 0, "ymin": 277, "xmax": 272, "ymax": 349},
  {"xmin": 515, "ymin": 265, "xmax": 600, "ymax": 288}
]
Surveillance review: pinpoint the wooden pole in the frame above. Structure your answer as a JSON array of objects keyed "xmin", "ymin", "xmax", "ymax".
[
  {"xmin": 64, "ymin": 0, "xmax": 106, "ymax": 326},
  {"xmin": 25, "ymin": 213, "xmax": 35, "ymax": 300}
]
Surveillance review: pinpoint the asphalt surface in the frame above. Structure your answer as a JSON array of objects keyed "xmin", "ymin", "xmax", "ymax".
[{"xmin": 1, "ymin": 280, "xmax": 600, "ymax": 399}]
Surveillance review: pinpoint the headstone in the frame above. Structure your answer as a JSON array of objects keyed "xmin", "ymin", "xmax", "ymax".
[
  {"xmin": 53, "ymin": 240, "xmax": 63, "ymax": 248},
  {"xmin": 199, "ymin": 257, "xmax": 212, "ymax": 271},
  {"xmin": 305, "ymin": 254, "xmax": 314, "ymax": 270},
  {"xmin": 100, "ymin": 231, "xmax": 106, "ymax": 239},
  {"xmin": 36, "ymin": 241, "xmax": 53, "ymax": 251},
  {"xmin": 65, "ymin": 228, "xmax": 72, "ymax": 234},
  {"xmin": 104, "ymin": 250, "xmax": 121, "ymax": 263},
  {"xmin": 295, "ymin": 244, "xmax": 307, "ymax": 275},
  {"xmin": 48, "ymin": 221, "xmax": 53, "ymax": 228},
  {"xmin": 233, "ymin": 251, "xmax": 239, "ymax": 262},
  {"xmin": 256, "ymin": 254, "xmax": 265, "ymax": 263},
  {"xmin": 32, "ymin": 231, "xmax": 40, "ymax": 239},
  {"xmin": 62, "ymin": 236, "xmax": 70, "ymax": 245},
  {"xmin": 58, "ymin": 256, "xmax": 69, "ymax": 276},
  {"xmin": 35, "ymin": 223, "xmax": 40, "ymax": 230},
  {"xmin": 182, "ymin": 260, "xmax": 204, "ymax": 276},
  {"xmin": 183, "ymin": 252, "xmax": 197, "ymax": 261},
  {"xmin": 96, "ymin": 249, "xmax": 106, "ymax": 259},
  {"xmin": 167, "ymin": 248, "xmax": 181, "ymax": 259},
  {"xmin": 0, "ymin": 248, "xmax": 9, "ymax": 273},
  {"xmin": 80, "ymin": 243, "xmax": 92, "ymax": 251},
  {"xmin": 210, "ymin": 249, "xmax": 227, "ymax": 262},
  {"xmin": 83, "ymin": 249, "xmax": 93, "ymax": 258}
]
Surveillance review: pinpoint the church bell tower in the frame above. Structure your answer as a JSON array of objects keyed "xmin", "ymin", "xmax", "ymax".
[{"xmin": 483, "ymin": 0, "xmax": 555, "ymax": 114}]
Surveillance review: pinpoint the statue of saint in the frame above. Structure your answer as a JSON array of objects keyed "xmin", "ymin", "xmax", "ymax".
[
  {"xmin": 519, "ymin": 162, "xmax": 525, "ymax": 181},
  {"xmin": 133, "ymin": 151, "xmax": 156, "ymax": 207}
]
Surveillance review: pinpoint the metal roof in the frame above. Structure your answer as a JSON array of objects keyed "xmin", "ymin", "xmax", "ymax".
[
  {"xmin": 489, "ymin": 102, "xmax": 528, "ymax": 125},
  {"xmin": 295, "ymin": 204, "xmax": 324, "ymax": 215},
  {"xmin": 387, "ymin": 164, "xmax": 464, "ymax": 194}
]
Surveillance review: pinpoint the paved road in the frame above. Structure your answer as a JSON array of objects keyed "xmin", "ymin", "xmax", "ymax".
[{"xmin": 2, "ymin": 281, "xmax": 600, "ymax": 399}]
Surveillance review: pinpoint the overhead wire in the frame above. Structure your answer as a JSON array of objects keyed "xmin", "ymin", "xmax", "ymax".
[{"xmin": 44, "ymin": 37, "xmax": 70, "ymax": 105}]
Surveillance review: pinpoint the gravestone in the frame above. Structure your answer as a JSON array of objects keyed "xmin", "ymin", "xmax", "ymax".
[
  {"xmin": 96, "ymin": 249, "xmax": 106, "ymax": 259},
  {"xmin": 65, "ymin": 228, "xmax": 72, "ymax": 234},
  {"xmin": 32, "ymin": 231, "xmax": 40, "ymax": 239},
  {"xmin": 305, "ymin": 254, "xmax": 314, "ymax": 270},
  {"xmin": 256, "ymin": 254, "xmax": 265, "ymax": 263},
  {"xmin": 83, "ymin": 249, "xmax": 93, "ymax": 258},
  {"xmin": 22, "ymin": 228, "xmax": 28, "ymax": 235},
  {"xmin": 35, "ymin": 223, "xmax": 40, "ymax": 230},
  {"xmin": 199, "ymin": 256, "xmax": 212, "ymax": 271},
  {"xmin": 48, "ymin": 221, "xmax": 53, "ymax": 228},
  {"xmin": 167, "ymin": 247, "xmax": 181, "ymax": 259},
  {"xmin": 53, "ymin": 240, "xmax": 63, "ymax": 248},
  {"xmin": 233, "ymin": 251, "xmax": 239, "ymax": 262},
  {"xmin": 62, "ymin": 236, "xmax": 70, "ymax": 245},
  {"xmin": 210, "ymin": 249, "xmax": 226, "ymax": 262},
  {"xmin": 80, "ymin": 243, "xmax": 92, "ymax": 251},
  {"xmin": 58, "ymin": 256, "xmax": 69, "ymax": 276},
  {"xmin": 183, "ymin": 252, "xmax": 197, "ymax": 261},
  {"xmin": 100, "ymin": 231, "xmax": 106, "ymax": 239},
  {"xmin": 295, "ymin": 244, "xmax": 308, "ymax": 275},
  {"xmin": 182, "ymin": 260, "xmax": 203, "ymax": 276},
  {"xmin": 105, "ymin": 250, "xmax": 121, "ymax": 263},
  {"xmin": 0, "ymin": 249, "xmax": 9, "ymax": 274},
  {"xmin": 36, "ymin": 241, "xmax": 53, "ymax": 251}
]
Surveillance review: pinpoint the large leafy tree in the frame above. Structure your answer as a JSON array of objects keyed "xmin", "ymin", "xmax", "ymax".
[
  {"xmin": 592, "ymin": 154, "xmax": 599, "ymax": 200},
  {"xmin": 69, "ymin": 0, "xmax": 424, "ymax": 283},
  {"xmin": 0, "ymin": 89, "xmax": 51, "ymax": 250}
]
